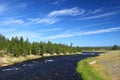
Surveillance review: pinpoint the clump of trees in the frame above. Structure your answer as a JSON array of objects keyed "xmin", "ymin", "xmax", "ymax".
[
  {"xmin": 112, "ymin": 45, "xmax": 120, "ymax": 50},
  {"xmin": 0, "ymin": 34, "xmax": 82, "ymax": 57}
]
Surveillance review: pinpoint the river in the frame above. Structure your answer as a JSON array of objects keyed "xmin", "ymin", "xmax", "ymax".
[{"xmin": 0, "ymin": 53, "xmax": 98, "ymax": 80}]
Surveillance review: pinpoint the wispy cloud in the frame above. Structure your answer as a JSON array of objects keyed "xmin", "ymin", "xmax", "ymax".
[
  {"xmin": 48, "ymin": 7, "xmax": 85, "ymax": 17},
  {"xmin": 52, "ymin": 0, "xmax": 66, "ymax": 6},
  {"xmin": 2, "ymin": 18, "xmax": 25, "ymax": 25},
  {"xmin": 31, "ymin": 7, "xmax": 85, "ymax": 24},
  {"xmin": 2, "ymin": 27, "xmax": 120, "ymax": 41},
  {"xmin": 52, "ymin": 1, "xmax": 61, "ymax": 5},
  {"xmin": 29, "ymin": 17, "xmax": 58, "ymax": 24},
  {"xmin": 1, "ymin": 28, "xmax": 61, "ymax": 41},
  {"xmin": 42, "ymin": 28, "xmax": 62, "ymax": 32},
  {"xmin": 80, "ymin": 11, "xmax": 120, "ymax": 20},
  {"xmin": 43, "ymin": 27, "xmax": 120, "ymax": 39},
  {"xmin": 0, "ymin": 3, "xmax": 27, "ymax": 14},
  {"xmin": 92, "ymin": 8, "xmax": 103, "ymax": 14},
  {"xmin": 1, "ymin": 17, "xmax": 58, "ymax": 25},
  {"xmin": 78, "ymin": 27, "xmax": 120, "ymax": 35},
  {"xmin": 0, "ymin": 27, "xmax": 41, "ymax": 41},
  {"xmin": 87, "ymin": 7, "xmax": 103, "ymax": 15},
  {"xmin": 5, "ymin": 31, "xmax": 41, "ymax": 41}
]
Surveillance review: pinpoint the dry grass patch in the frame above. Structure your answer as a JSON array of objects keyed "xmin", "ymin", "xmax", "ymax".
[
  {"xmin": 96, "ymin": 51, "xmax": 120, "ymax": 80},
  {"xmin": 0, "ymin": 54, "xmax": 41, "ymax": 67},
  {"xmin": 76, "ymin": 51, "xmax": 120, "ymax": 80}
]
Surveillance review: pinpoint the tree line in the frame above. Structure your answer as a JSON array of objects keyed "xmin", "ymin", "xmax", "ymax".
[
  {"xmin": 0, "ymin": 34, "xmax": 82, "ymax": 57},
  {"xmin": 0, "ymin": 34, "xmax": 119, "ymax": 57}
]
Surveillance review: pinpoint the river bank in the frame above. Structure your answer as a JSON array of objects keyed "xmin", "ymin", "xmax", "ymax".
[
  {"xmin": 76, "ymin": 51, "xmax": 120, "ymax": 80},
  {"xmin": 0, "ymin": 52, "xmax": 81, "ymax": 67},
  {"xmin": 0, "ymin": 54, "xmax": 41, "ymax": 67},
  {"xmin": 0, "ymin": 53, "xmax": 95, "ymax": 80}
]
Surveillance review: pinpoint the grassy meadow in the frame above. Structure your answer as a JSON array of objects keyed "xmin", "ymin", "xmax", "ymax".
[{"xmin": 76, "ymin": 51, "xmax": 120, "ymax": 80}]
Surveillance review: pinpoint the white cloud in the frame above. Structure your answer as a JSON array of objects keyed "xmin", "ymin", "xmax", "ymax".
[
  {"xmin": 2, "ymin": 27, "xmax": 120, "ymax": 41},
  {"xmin": 0, "ymin": 3, "xmax": 27, "ymax": 14},
  {"xmin": 2, "ymin": 18, "xmax": 24, "ymax": 25},
  {"xmin": 5, "ymin": 31, "xmax": 41, "ymax": 41},
  {"xmin": 29, "ymin": 18, "xmax": 58, "ymax": 24},
  {"xmin": 1, "ymin": 28, "xmax": 61, "ymax": 41},
  {"xmin": 80, "ymin": 11, "xmax": 120, "ymax": 20},
  {"xmin": 0, "ymin": 28, "xmax": 42, "ymax": 41},
  {"xmin": 42, "ymin": 28, "xmax": 62, "ymax": 32},
  {"xmin": 43, "ymin": 33, "xmax": 74, "ymax": 40},
  {"xmin": 48, "ymin": 7, "xmax": 85, "ymax": 17},
  {"xmin": 87, "ymin": 7, "xmax": 103, "ymax": 15},
  {"xmin": 52, "ymin": 0, "xmax": 66, "ymax": 6},
  {"xmin": 43, "ymin": 27, "xmax": 120, "ymax": 39},
  {"xmin": 1, "ymin": 17, "xmax": 58, "ymax": 25},
  {"xmin": 78, "ymin": 27, "xmax": 120, "ymax": 35}
]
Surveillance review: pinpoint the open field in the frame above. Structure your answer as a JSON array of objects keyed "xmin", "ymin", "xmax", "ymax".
[{"xmin": 76, "ymin": 51, "xmax": 120, "ymax": 80}]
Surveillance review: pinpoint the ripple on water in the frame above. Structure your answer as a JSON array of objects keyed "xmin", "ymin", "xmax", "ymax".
[
  {"xmin": 2, "ymin": 67, "xmax": 20, "ymax": 71},
  {"xmin": 22, "ymin": 63, "xmax": 33, "ymax": 67},
  {"xmin": 44, "ymin": 59, "xmax": 54, "ymax": 63}
]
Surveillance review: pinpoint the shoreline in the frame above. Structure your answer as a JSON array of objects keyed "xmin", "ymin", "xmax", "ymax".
[{"xmin": 0, "ymin": 52, "xmax": 82, "ymax": 67}]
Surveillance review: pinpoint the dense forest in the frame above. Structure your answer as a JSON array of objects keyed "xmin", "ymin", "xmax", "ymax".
[{"xmin": 0, "ymin": 34, "xmax": 119, "ymax": 57}]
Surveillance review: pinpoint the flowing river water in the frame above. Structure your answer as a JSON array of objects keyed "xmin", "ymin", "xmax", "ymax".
[{"xmin": 0, "ymin": 53, "xmax": 98, "ymax": 80}]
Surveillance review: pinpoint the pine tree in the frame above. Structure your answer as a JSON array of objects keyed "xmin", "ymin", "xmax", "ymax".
[
  {"xmin": 31, "ymin": 42, "xmax": 39, "ymax": 55},
  {"xmin": 112, "ymin": 45, "xmax": 119, "ymax": 50},
  {"xmin": 46, "ymin": 41, "xmax": 54, "ymax": 54}
]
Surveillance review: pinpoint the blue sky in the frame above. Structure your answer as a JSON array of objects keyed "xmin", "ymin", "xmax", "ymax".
[{"xmin": 0, "ymin": 0, "xmax": 120, "ymax": 46}]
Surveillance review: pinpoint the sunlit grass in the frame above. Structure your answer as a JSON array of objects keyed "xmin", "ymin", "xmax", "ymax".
[
  {"xmin": 0, "ymin": 54, "xmax": 41, "ymax": 67},
  {"xmin": 76, "ymin": 51, "xmax": 120, "ymax": 80}
]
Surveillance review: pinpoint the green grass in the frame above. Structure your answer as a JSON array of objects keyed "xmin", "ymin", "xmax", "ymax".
[
  {"xmin": 76, "ymin": 58, "xmax": 106, "ymax": 80},
  {"xmin": 76, "ymin": 51, "xmax": 120, "ymax": 80}
]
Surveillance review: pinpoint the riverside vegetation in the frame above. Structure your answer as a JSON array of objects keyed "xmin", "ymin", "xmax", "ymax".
[
  {"xmin": 0, "ymin": 34, "xmax": 81, "ymax": 57},
  {"xmin": 76, "ymin": 51, "xmax": 120, "ymax": 80},
  {"xmin": 0, "ymin": 34, "xmax": 81, "ymax": 66},
  {"xmin": 1, "ymin": 34, "xmax": 117, "ymax": 57},
  {"xmin": 0, "ymin": 34, "xmax": 119, "ymax": 68}
]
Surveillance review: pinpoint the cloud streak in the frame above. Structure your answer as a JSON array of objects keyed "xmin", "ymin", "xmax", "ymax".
[
  {"xmin": 52, "ymin": 0, "xmax": 66, "ymax": 6},
  {"xmin": 2, "ymin": 18, "xmax": 25, "ymax": 25},
  {"xmin": 42, "ymin": 28, "xmax": 62, "ymax": 32},
  {"xmin": 43, "ymin": 27, "xmax": 120, "ymax": 39},
  {"xmin": 4, "ymin": 31, "xmax": 42, "ymax": 41},
  {"xmin": 80, "ymin": 11, "xmax": 120, "ymax": 20},
  {"xmin": 1, "ymin": 27, "xmax": 120, "ymax": 42},
  {"xmin": 48, "ymin": 7, "xmax": 85, "ymax": 17},
  {"xmin": 29, "ymin": 17, "xmax": 58, "ymax": 24},
  {"xmin": 88, "ymin": 7, "xmax": 103, "ymax": 15}
]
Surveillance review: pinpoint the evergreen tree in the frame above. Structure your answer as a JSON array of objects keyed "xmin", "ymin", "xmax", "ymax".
[
  {"xmin": 112, "ymin": 45, "xmax": 119, "ymax": 50},
  {"xmin": 31, "ymin": 42, "xmax": 39, "ymax": 55},
  {"xmin": 39, "ymin": 42, "xmax": 46, "ymax": 56},
  {"xmin": 24, "ymin": 38, "xmax": 31, "ymax": 55},
  {"xmin": 46, "ymin": 41, "xmax": 54, "ymax": 54}
]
